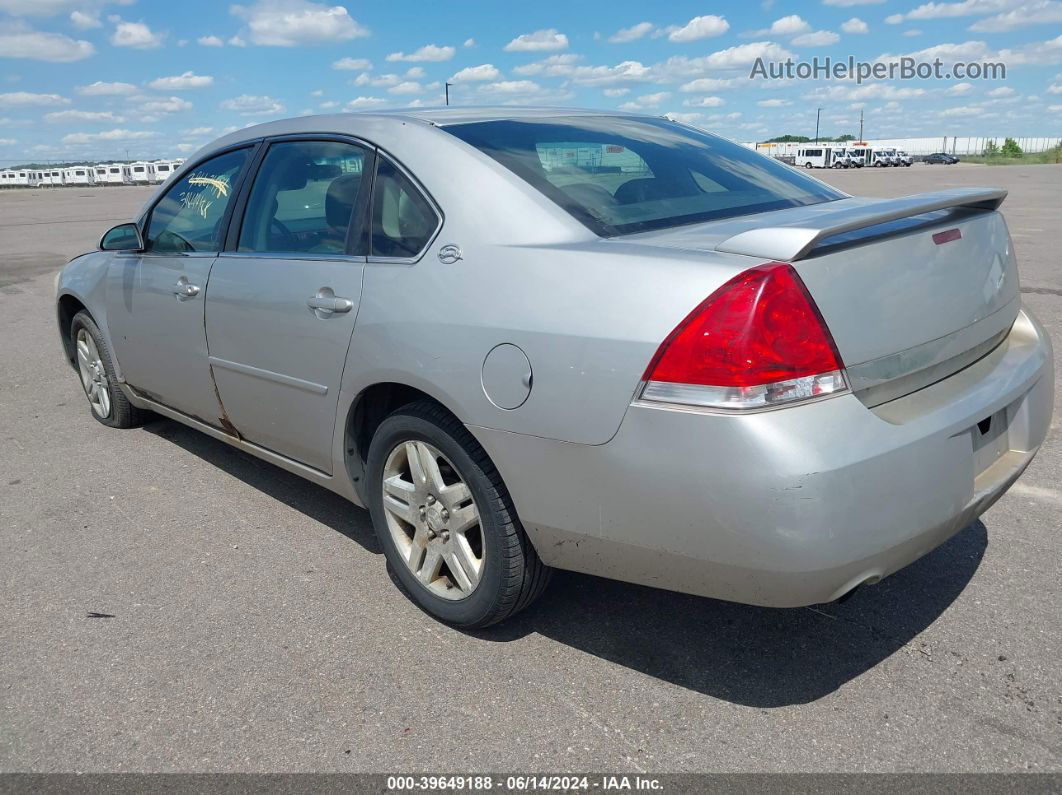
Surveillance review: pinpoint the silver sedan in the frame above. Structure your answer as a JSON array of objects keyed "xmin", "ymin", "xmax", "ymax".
[{"xmin": 56, "ymin": 108, "xmax": 1054, "ymax": 627}]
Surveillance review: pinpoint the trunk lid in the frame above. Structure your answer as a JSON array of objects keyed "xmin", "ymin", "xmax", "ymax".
[{"xmin": 627, "ymin": 189, "xmax": 1020, "ymax": 406}]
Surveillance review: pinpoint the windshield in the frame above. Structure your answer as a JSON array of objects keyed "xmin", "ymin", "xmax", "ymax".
[{"xmin": 445, "ymin": 116, "xmax": 843, "ymax": 236}]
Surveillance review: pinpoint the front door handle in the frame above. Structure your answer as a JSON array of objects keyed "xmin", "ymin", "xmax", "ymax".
[
  {"xmin": 307, "ymin": 287, "xmax": 354, "ymax": 317},
  {"xmin": 173, "ymin": 277, "xmax": 200, "ymax": 299}
]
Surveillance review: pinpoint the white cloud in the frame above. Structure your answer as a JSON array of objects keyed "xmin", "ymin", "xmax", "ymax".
[
  {"xmin": 904, "ymin": 28, "xmax": 924, "ymax": 35},
  {"xmin": 823, "ymin": 0, "xmax": 885, "ymax": 5},
  {"xmin": 0, "ymin": 23, "xmax": 95, "ymax": 61},
  {"xmin": 228, "ymin": 35, "xmax": 247, "ymax": 47},
  {"xmin": 949, "ymin": 81, "xmax": 975, "ymax": 93},
  {"xmin": 147, "ymin": 71, "xmax": 213, "ymax": 90},
  {"xmin": 0, "ymin": 91, "xmax": 69, "ymax": 105},
  {"xmin": 184, "ymin": 126, "xmax": 214, "ymax": 135},
  {"xmin": 939, "ymin": 105, "xmax": 984, "ymax": 116},
  {"xmin": 354, "ymin": 72, "xmax": 401, "ymax": 87},
  {"xmin": 230, "ymin": 0, "xmax": 369, "ymax": 46},
  {"xmin": 77, "ymin": 80, "xmax": 136, "ymax": 95},
  {"xmin": 512, "ymin": 53, "xmax": 581, "ymax": 76},
  {"xmin": 387, "ymin": 81, "xmax": 423, "ymax": 95},
  {"xmin": 970, "ymin": 0, "xmax": 1062, "ymax": 31},
  {"xmin": 0, "ymin": 138, "xmax": 15, "ymax": 146},
  {"xmin": 805, "ymin": 83, "xmax": 928, "ymax": 101},
  {"xmin": 385, "ymin": 44, "xmax": 454, "ymax": 62},
  {"xmin": 621, "ymin": 91, "xmax": 671, "ymax": 109},
  {"xmin": 987, "ymin": 85, "xmax": 1016, "ymax": 96},
  {"xmin": 891, "ymin": 0, "xmax": 1016, "ymax": 23},
  {"xmin": 463, "ymin": 37, "xmax": 475, "ymax": 47},
  {"xmin": 608, "ymin": 22, "xmax": 654, "ymax": 43},
  {"xmin": 683, "ymin": 95, "xmax": 725, "ymax": 107},
  {"xmin": 220, "ymin": 94, "xmax": 285, "ymax": 115},
  {"xmin": 44, "ymin": 109, "xmax": 124, "ymax": 122},
  {"xmin": 503, "ymin": 28, "xmax": 569, "ymax": 52},
  {"xmin": 757, "ymin": 98, "xmax": 791, "ymax": 106},
  {"xmin": 197, "ymin": 35, "xmax": 224, "ymax": 46},
  {"xmin": 1048, "ymin": 103, "xmax": 1062, "ymax": 111},
  {"xmin": 603, "ymin": 87, "xmax": 630, "ymax": 97},
  {"xmin": 110, "ymin": 18, "xmax": 164, "ymax": 49},
  {"xmin": 792, "ymin": 30, "xmax": 841, "ymax": 46},
  {"xmin": 841, "ymin": 17, "xmax": 869, "ymax": 33},
  {"xmin": 885, "ymin": 14, "xmax": 905, "ymax": 23},
  {"xmin": 701, "ymin": 41, "xmax": 795, "ymax": 68},
  {"xmin": 61, "ymin": 128, "xmax": 158, "ymax": 145},
  {"xmin": 679, "ymin": 77, "xmax": 740, "ymax": 92},
  {"xmin": 0, "ymin": 0, "xmax": 133, "ymax": 15},
  {"xmin": 667, "ymin": 15, "xmax": 730, "ymax": 42},
  {"xmin": 346, "ymin": 96, "xmax": 387, "ymax": 108},
  {"xmin": 405, "ymin": 66, "xmax": 425, "ymax": 78},
  {"xmin": 70, "ymin": 10, "xmax": 101, "ymax": 28},
  {"xmin": 450, "ymin": 63, "xmax": 501, "ymax": 82},
  {"xmin": 140, "ymin": 96, "xmax": 193, "ymax": 113},
  {"xmin": 332, "ymin": 56, "xmax": 371, "ymax": 70},
  {"xmin": 478, "ymin": 80, "xmax": 540, "ymax": 94},
  {"xmin": 768, "ymin": 15, "xmax": 811, "ymax": 35}
]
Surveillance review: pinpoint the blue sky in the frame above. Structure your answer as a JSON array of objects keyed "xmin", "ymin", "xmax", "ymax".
[{"xmin": 0, "ymin": 0, "xmax": 1060, "ymax": 162}]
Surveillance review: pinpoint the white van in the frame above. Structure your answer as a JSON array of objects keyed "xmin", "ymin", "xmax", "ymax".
[{"xmin": 795, "ymin": 146, "xmax": 852, "ymax": 169}]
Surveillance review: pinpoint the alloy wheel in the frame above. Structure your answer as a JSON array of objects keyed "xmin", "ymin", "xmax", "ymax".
[
  {"xmin": 381, "ymin": 440, "xmax": 484, "ymax": 600},
  {"xmin": 75, "ymin": 328, "xmax": 111, "ymax": 419}
]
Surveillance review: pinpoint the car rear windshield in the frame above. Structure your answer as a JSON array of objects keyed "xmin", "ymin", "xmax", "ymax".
[{"xmin": 445, "ymin": 116, "xmax": 843, "ymax": 236}]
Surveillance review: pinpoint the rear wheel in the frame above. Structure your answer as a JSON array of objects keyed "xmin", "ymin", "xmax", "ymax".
[
  {"xmin": 70, "ymin": 311, "xmax": 146, "ymax": 428},
  {"xmin": 366, "ymin": 400, "xmax": 551, "ymax": 628},
  {"xmin": 804, "ymin": 162, "xmax": 813, "ymax": 169}
]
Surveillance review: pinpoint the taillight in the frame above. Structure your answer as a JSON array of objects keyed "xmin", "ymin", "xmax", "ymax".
[{"xmin": 640, "ymin": 262, "xmax": 847, "ymax": 410}]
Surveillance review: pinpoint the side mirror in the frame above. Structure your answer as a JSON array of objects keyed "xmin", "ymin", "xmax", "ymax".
[{"xmin": 100, "ymin": 223, "xmax": 144, "ymax": 252}]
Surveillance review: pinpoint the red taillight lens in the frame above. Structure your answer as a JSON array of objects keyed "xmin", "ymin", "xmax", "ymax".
[{"xmin": 641, "ymin": 262, "xmax": 847, "ymax": 410}]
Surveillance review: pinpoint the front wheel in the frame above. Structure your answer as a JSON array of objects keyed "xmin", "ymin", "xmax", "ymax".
[
  {"xmin": 70, "ymin": 311, "xmax": 146, "ymax": 428},
  {"xmin": 366, "ymin": 400, "xmax": 551, "ymax": 628},
  {"xmin": 804, "ymin": 162, "xmax": 813, "ymax": 169}
]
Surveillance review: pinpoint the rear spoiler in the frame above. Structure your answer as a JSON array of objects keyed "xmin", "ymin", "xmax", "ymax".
[{"xmin": 715, "ymin": 188, "xmax": 1007, "ymax": 262}]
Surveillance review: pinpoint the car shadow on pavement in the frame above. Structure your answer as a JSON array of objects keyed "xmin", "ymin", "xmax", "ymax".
[
  {"xmin": 144, "ymin": 416, "xmax": 985, "ymax": 708},
  {"xmin": 478, "ymin": 520, "xmax": 987, "ymax": 708},
  {"xmin": 142, "ymin": 418, "xmax": 381, "ymax": 553}
]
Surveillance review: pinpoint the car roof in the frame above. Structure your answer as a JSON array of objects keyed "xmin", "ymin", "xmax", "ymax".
[{"xmin": 208, "ymin": 106, "xmax": 658, "ymax": 148}]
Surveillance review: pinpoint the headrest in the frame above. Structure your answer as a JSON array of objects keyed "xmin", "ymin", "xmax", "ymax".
[{"xmin": 325, "ymin": 173, "xmax": 362, "ymax": 228}]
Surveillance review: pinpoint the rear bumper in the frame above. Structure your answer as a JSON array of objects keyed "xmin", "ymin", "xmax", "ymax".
[{"xmin": 471, "ymin": 307, "xmax": 1054, "ymax": 607}]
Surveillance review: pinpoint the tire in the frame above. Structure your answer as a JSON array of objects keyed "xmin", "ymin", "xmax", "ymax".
[
  {"xmin": 804, "ymin": 162, "xmax": 813, "ymax": 169},
  {"xmin": 70, "ymin": 311, "xmax": 147, "ymax": 428},
  {"xmin": 366, "ymin": 400, "xmax": 551, "ymax": 628}
]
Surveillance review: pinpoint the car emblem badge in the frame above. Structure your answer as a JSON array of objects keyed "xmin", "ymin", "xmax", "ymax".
[{"xmin": 438, "ymin": 244, "xmax": 462, "ymax": 264}]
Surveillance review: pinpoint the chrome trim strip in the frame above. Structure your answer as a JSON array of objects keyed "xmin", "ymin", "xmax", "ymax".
[{"xmin": 208, "ymin": 356, "xmax": 329, "ymax": 395}]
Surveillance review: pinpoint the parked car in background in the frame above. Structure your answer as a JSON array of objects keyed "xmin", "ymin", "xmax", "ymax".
[
  {"xmin": 925, "ymin": 152, "xmax": 961, "ymax": 164},
  {"xmin": 56, "ymin": 108, "xmax": 1054, "ymax": 627},
  {"xmin": 896, "ymin": 150, "xmax": 913, "ymax": 167}
]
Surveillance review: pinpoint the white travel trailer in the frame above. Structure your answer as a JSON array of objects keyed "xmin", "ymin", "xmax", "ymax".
[
  {"xmin": 63, "ymin": 167, "xmax": 95, "ymax": 186},
  {"xmin": 129, "ymin": 161, "xmax": 155, "ymax": 184},
  {"xmin": 150, "ymin": 159, "xmax": 182, "ymax": 183},
  {"xmin": 97, "ymin": 163, "xmax": 131, "ymax": 185}
]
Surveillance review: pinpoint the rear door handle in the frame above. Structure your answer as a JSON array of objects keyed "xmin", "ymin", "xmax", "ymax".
[{"xmin": 307, "ymin": 288, "xmax": 353, "ymax": 316}]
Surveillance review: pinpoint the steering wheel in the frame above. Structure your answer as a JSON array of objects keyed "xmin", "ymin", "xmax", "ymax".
[{"xmin": 270, "ymin": 217, "xmax": 298, "ymax": 249}]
